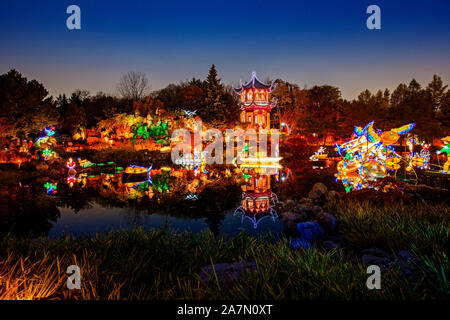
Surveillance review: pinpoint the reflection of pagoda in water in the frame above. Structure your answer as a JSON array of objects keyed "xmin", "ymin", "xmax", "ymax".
[{"xmin": 234, "ymin": 165, "xmax": 279, "ymax": 229}]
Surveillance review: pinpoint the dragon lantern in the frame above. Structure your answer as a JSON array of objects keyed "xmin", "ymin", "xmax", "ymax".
[{"xmin": 335, "ymin": 121, "xmax": 415, "ymax": 192}]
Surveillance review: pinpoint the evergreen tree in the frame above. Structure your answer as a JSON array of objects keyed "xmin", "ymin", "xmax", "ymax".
[
  {"xmin": 426, "ymin": 74, "xmax": 448, "ymax": 112},
  {"xmin": 188, "ymin": 77, "xmax": 204, "ymax": 88},
  {"xmin": 438, "ymin": 90, "xmax": 450, "ymax": 134},
  {"xmin": 196, "ymin": 65, "xmax": 239, "ymax": 126},
  {"xmin": 0, "ymin": 69, "xmax": 58, "ymax": 144},
  {"xmin": 202, "ymin": 64, "xmax": 225, "ymax": 123}
]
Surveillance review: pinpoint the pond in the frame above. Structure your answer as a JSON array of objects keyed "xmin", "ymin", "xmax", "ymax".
[{"xmin": 0, "ymin": 159, "xmax": 340, "ymax": 239}]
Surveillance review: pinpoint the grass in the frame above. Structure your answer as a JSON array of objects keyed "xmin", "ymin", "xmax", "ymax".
[
  {"xmin": 327, "ymin": 200, "xmax": 450, "ymax": 254},
  {"xmin": 0, "ymin": 201, "xmax": 448, "ymax": 300},
  {"xmin": 0, "ymin": 206, "xmax": 449, "ymax": 300}
]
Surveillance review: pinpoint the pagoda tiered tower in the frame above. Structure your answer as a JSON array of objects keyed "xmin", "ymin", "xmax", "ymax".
[
  {"xmin": 233, "ymin": 72, "xmax": 277, "ymax": 131},
  {"xmin": 233, "ymin": 168, "xmax": 278, "ymax": 229},
  {"xmin": 241, "ymin": 170, "xmax": 273, "ymax": 214}
]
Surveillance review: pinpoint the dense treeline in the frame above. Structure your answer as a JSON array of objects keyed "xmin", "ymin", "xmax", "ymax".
[
  {"xmin": 0, "ymin": 65, "xmax": 448, "ymax": 148},
  {"xmin": 272, "ymin": 76, "xmax": 449, "ymax": 141}
]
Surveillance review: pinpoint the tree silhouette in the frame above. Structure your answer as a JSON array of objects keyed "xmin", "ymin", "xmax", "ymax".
[{"xmin": 0, "ymin": 69, "xmax": 58, "ymax": 144}]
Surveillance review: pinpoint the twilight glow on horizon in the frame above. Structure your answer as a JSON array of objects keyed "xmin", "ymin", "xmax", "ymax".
[{"xmin": 0, "ymin": 0, "xmax": 449, "ymax": 99}]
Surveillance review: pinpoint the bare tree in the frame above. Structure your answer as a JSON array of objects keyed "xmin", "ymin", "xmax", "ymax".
[{"xmin": 117, "ymin": 71, "xmax": 149, "ymax": 101}]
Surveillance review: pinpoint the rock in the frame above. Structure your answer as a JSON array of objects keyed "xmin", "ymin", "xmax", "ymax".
[
  {"xmin": 199, "ymin": 261, "xmax": 258, "ymax": 288},
  {"xmin": 296, "ymin": 221, "xmax": 324, "ymax": 243},
  {"xmin": 322, "ymin": 240, "xmax": 341, "ymax": 251},
  {"xmin": 298, "ymin": 197, "xmax": 313, "ymax": 205},
  {"xmin": 311, "ymin": 205, "xmax": 324, "ymax": 215},
  {"xmin": 281, "ymin": 211, "xmax": 303, "ymax": 232},
  {"xmin": 292, "ymin": 204, "xmax": 323, "ymax": 217},
  {"xmin": 308, "ymin": 183, "xmax": 327, "ymax": 200},
  {"xmin": 316, "ymin": 212, "xmax": 337, "ymax": 232},
  {"xmin": 292, "ymin": 206, "xmax": 314, "ymax": 219},
  {"xmin": 360, "ymin": 248, "xmax": 392, "ymax": 272},
  {"xmin": 280, "ymin": 199, "xmax": 296, "ymax": 212},
  {"xmin": 325, "ymin": 190, "xmax": 339, "ymax": 203}
]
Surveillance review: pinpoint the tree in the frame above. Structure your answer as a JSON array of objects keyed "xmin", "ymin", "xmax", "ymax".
[
  {"xmin": 391, "ymin": 83, "xmax": 408, "ymax": 108},
  {"xmin": 271, "ymin": 80, "xmax": 309, "ymax": 133},
  {"xmin": 390, "ymin": 79, "xmax": 440, "ymax": 140},
  {"xmin": 303, "ymin": 85, "xmax": 342, "ymax": 141},
  {"xmin": 0, "ymin": 69, "xmax": 58, "ymax": 144},
  {"xmin": 56, "ymin": 94, "xmax": 69, "ymax": 119},
  {"xmin": 70, "ymin": 89, "xmax": 90, "ymax": 104},
  {"xmin": 438, "ymin": 90, "xmax": 450, "ymax": 134},
  {"xmin": 426, "ymin": 75, "xmax": 448, "ymax": 112},
  {"xmin": 63, "ymin": 101, "xmax": 87, "ymax": 137},
  {"xmin": 132, "ymin": 96, "xmax": 164, "ymax": 116},
  {"xmin": 199, "ymin": 65, "xmax": 239, "ymax": 125},
  {"xmin": 182, "ymin": 84, "xmax": 204, "ymax": 108},
  {"xmin": 154, "ymin": 83, "xmax": 185, "ymax": 113},
  {"xmin": 188, "ymin": 77, "xmax": 204, "ymax": 88},
  {"xmin": 117, "ymin": 71, "xmax": 149, "ymax": 101},
  {"xmin": 201, "ymin": 65, "xmax": 224, "ymax": 122},
  {"xmin": 87, "ymin": 92, "xmax": 130, "ymax": 123}
]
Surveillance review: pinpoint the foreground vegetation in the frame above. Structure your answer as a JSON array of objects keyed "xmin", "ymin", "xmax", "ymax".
[{"xmin": 0, "ymin": 201, "xmax": 448, "ymax": 300}]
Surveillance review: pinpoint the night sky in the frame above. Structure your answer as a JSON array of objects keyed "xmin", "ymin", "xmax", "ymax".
[{"xmin": 0, "ymin": 0, "xmax": 449, "ymax": 99}]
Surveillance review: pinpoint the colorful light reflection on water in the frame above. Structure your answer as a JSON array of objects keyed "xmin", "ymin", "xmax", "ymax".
[{"xmin": 0, "ymin": 160, "xmax": 338, "ymax": 238}]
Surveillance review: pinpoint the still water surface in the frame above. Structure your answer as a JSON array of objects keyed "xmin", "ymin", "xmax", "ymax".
[{"xmin": 0, "ymin": 160, "xmax": 338, "ymax": 238}]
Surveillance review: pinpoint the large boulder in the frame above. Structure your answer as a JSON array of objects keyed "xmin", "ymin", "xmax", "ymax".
[
  {"xmin": 316, "ymin": 212, "xmax": 337, "ymax": 232},
  {"xmin": 279, "ymin": 199, "xmax": 296, "ymax": 212},
  {"xmin": 325, "ymin": 190, "xmax": 339, "ymax": 203},
  {"xmin": 292, "ymin": 204, "xmax": 323, "ymax": 218},
  {"xmin": 291, "ymin": 221, "xmax": 325, "ymax": 250},
  {"xmin": 296, "ymin": 221, "xmax": 324, "ymax": 243},
  {"xmin": 360, "ymin": 248, "xmax": 392, "ymax": 272},
  {"xmin": 308, "ymin": 183, "xmax": 327, "ymax": 200},
  {"xmin": 281, "ymin": 211, "xmax": 302, "ymax": 232}
]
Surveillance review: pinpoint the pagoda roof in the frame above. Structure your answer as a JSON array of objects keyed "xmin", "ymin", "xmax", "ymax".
[
  {"xmin": 241, "ymin": 99, "xmax": 277, "ymax": 111},
  {"xmin": 242, "ymin": 191, "xmax": 273, "ymax": 199},
  {"xmin": 241, "ymin": 103, "xmax": 273, "ymax": 111},
  {"xmin": 234, "ymin": 72, "xmax": 276, "ymax": 94}
]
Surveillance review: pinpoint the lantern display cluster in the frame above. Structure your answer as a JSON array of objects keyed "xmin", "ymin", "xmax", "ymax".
[
  {"xmin": 437, "ymin": 136, "xmax": 450, "ymax": 173},
  {"xmin": 36, "ymin": 126, "xmax": 58, "ymax": 160},
  {"xmin": 406, "ymin": 138, "xmax": 431, "ymax": 171},
  {"xmin": 44, "ymin": 181, "xmax": 57, "ymax": 195},
  {"xmin": 66, "ymin": 157, "xmax": 77, "ymax": 187},
  {"xmin": 335, "ymin": 121, "xmax": 415, "ymax": 192},
  {"xmin": 309, "ymin": 146, "xmax": 327, "ymax": 161}
]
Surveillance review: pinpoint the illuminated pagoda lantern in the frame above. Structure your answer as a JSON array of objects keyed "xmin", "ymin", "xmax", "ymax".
[
  {"xmin": 234, "ymin": 72, "xmax": 277, "ymax": 131},
  {"xmin": 233, "ymin": 72, "xmax": 281, "ymax": 164}
]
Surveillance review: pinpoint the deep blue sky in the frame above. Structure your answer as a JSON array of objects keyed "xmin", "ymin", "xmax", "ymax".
[{"xmin": 0, "ymin": 0, "xmax": 449, "ymax": 99}]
